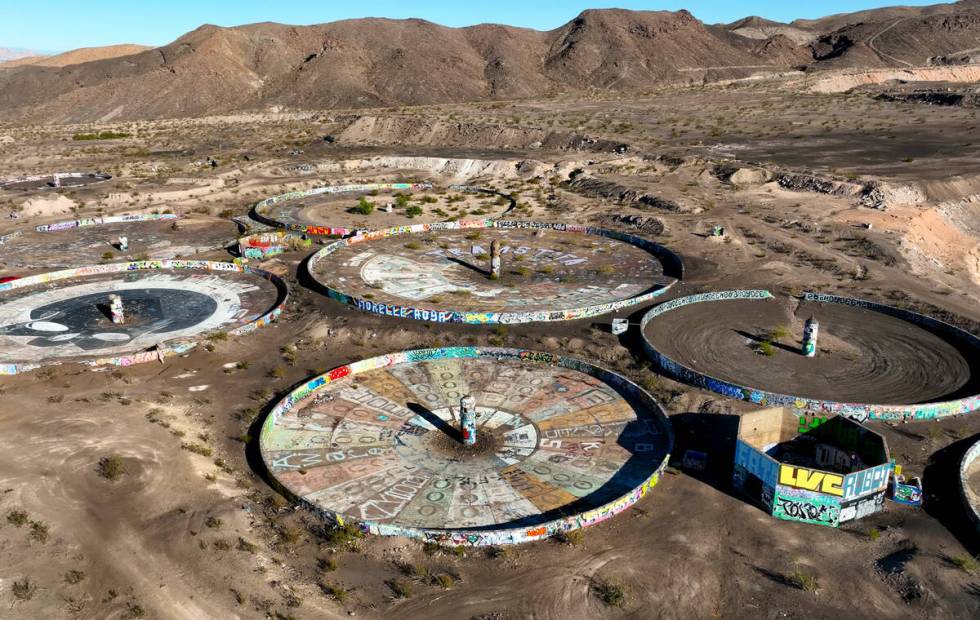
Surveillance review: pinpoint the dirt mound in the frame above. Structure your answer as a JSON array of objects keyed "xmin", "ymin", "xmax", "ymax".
[
  {"xmin": 724, "ymin": 16, "xmax": 815, "ymax": 46},
  {"xmin": 566, "ymin": 174, "xmax": 681, "ymax": 212},
  {"xmin": 319, "ymin": 155, "xmax": 550, "ymax": 181},
  {"xmin": 875, "ymin": 88, "xmax": 980, "ymax": 107},
  {"xmin": 900, "ymin": 205, "xmax": 980, "ymax": 286},
  {"xmin": 811, "ymin": 65, "xmax": 980, "ymax": 93},
  {"xmin": 776, "ymin": 173, "xmax": 864, "ymax": 198},
  {"xmin": 19, "ymin": 194, "xmax": 78, "ymax": 218}
]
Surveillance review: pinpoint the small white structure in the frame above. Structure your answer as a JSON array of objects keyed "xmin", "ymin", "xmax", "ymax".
[{"xmin": 612, "ymin": 318, "xmax": 629, "ymax": 335}]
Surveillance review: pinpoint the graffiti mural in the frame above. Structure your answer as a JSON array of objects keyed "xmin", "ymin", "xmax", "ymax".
[
  {"xmin": 259, "ymin": 346, "xmax": 673, "ymax": 546},
  {"xmin": 34, "ymin": 213, "xmax": 179, "ymax": 233},
  {"xmin": 838, "ymin": 491, "xmax": 885, "ymax": 523},
  {"xmin": 772, "ymin": 486, "xmax": 841, "ymax": 526},
  {"xmin": 735, "ymin": 439, "xmax": 779, "ymax": 487},
  {"xmin": 842, "ymin": 462, "xmax": 892, "ymax": 500},
  {"xmin": 778, "ymin": 465, "xmax": 844, "ymax": 496},
  {"xmin": 798, "ymin": 414, "xmax": 828, "ymax": 434},
  {"xmin": 640, "ymin": 290, "xmax": 980, "ymax": 422},
  {"xmin": 892, "ymin": 482, "xmax": 924, "ymax": 506},
  {"xmin": 238, "ymin": 230, "xmax": 312, "ymax": 259}
]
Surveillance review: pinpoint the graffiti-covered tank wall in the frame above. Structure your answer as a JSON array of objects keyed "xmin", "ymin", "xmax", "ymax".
[{"xmin": 734, "ymin": 407, "xmax": 891, "ymax": 527}]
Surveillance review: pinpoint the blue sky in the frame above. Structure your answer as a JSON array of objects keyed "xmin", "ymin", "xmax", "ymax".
[{"xmin": 1, "ymin": 0, "xmax": 942, "ymax": 51}]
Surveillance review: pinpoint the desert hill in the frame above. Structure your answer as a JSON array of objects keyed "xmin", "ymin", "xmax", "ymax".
[
  {"xmin": 0, "ymin": 10, "xmax": 778, "ymax": 123},
  {"xmin": 0, "ymin": 47, "xmax": 46, "ymax": 63},
  {"xmin": 0, "ymin": 44, "xmax": 150, "ymax": 69},
  {"xmin": 1, "ymin": 3, "xmax": 979, "ymax": 123},
  {"xmin": 791, "ymin": 0, "xmax": 977, "ymax": 32},
  {"xmin": 722, "ymin": 16, "xmax": 815, "ymax": 45}
]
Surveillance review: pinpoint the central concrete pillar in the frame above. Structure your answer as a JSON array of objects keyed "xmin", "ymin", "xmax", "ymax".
[
  {"xmin": 802, "ymin": 317, "xmax": 819, "ymax": 358},
  {"xmin": 490, "ymin": 239, "xmax": 501, "ymax": 280},
  {"xmin": 109, "ymin": 294, "xmax": 124, "ymax": 324},
  {"xmin": 460, "ymin": 395, "xmax": 477, "ymax": 446}
]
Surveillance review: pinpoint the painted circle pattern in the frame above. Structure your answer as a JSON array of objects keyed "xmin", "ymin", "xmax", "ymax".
[
  {"xmin": 260, "ymin": 347, "xmax": 673, "ymax": 545},
  {"xmin": 0, "ymin": 260, "xmax": 287, "ymax": 375}
]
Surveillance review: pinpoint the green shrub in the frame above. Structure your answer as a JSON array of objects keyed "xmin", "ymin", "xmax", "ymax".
[
  {"xmin": 237, "ymin": 537, "xmax": 258, "ymax": 553},
  {"xmin": 406, "ymin": 205, "xmax": 423, "ymax": 217},
  {"xmin": 73, "ymin": 131, "xmax": 130, "ymax": 141},
  {"xmin": 65, "ymin": 569, "xmax": 86, "ymax": 584},
  {"xmin": 29, "ymin": 520, "xmax": 49, "ymax": 543},
  {"xmin": 770, "ymin": 325, "xmax": 791, "ymax": 341},
  {"xmin": 181, "ymin": 442, "xmax": 213, "ymax": 457},
  {"xmin": 321, "ymin": 582, "xmax": 348, "ymax": 602},
  {"xmin": 12, "ymin": 578, "xmax": 36, "ymax": 601},
  {"xmin": 321, "ymin": 521, "xmax": 364, "ymax": 548},
  {"xmin": 591, "ymin": 579, "xmax": 625, "ymax": 607},
  {"xmin": 436, "ymin": 573, "xmax": 456, "ymax": 589},
  {"xmin": 388, "ymin": 578, "xmax": 413, "ymax": 598},
  {"xmin": 354, "ymin": 196, "xmax": 374, "ymax": 215},
  {"xmin": 97, "ymin": 456, "xmax": 126, "ymax": 481},
  {"xmin": 789, "ymin": 570, "xmax": 819, "ymax": 592},
  {"xmin": 950, "ymin": 555, "xmax": 979, "ymax": 573}
]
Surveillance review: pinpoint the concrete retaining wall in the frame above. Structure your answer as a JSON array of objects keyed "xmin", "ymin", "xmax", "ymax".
[
  {"xmin": 1, "ymin": 172, "xmax": 112, "ymax": 190},
  {"xmin": 238, "ymin": 230, "xmax": 311, "ymax": 259},
  {"xmin": 960, "ymin": 438, "xmax": 980, "ymax": 535},
  {"xmin": 35, "ymin": 213, "xmax": 179, "ymax": 232},
  {"xmin": 250, "ymin": 182, "xmax": 434, "ymax": 235}
]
